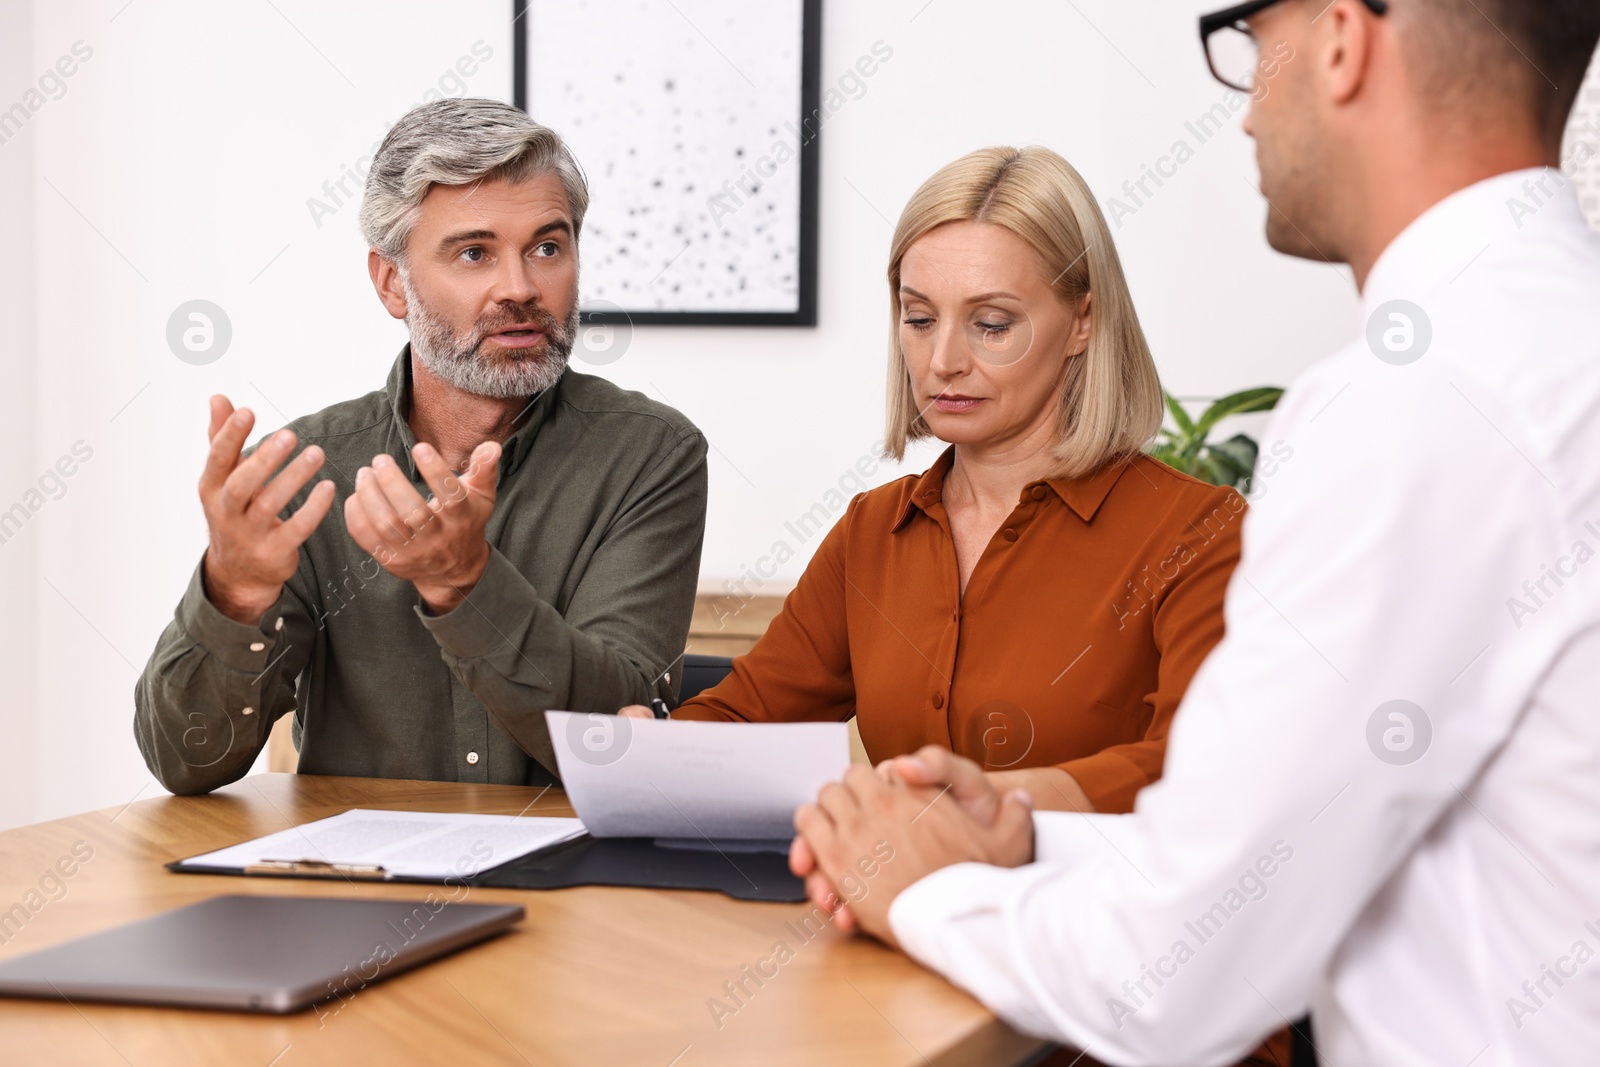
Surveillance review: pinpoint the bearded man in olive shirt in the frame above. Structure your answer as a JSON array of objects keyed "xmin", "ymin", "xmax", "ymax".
[{"xmin": 134, "ymin": 98, "xmax": 708, "ymax": 794}]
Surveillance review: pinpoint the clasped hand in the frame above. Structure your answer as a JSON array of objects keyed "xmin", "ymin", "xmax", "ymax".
[{"xmin": 789, "ymin": 745, "xmax": 1037, "ymax": 947}]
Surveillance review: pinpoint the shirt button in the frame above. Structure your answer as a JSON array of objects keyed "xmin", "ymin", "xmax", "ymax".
[
  {"xmin": 275, "ymin": 618, "xmax": 285, "ymax": 632},
  {"xmin": 1030, "ymin": 485, "xmax": 1047, "ymax": 500},
  {"xmin": 466, "ymin": 751, "xmax": 480, "ymax": 765},
  {"xmin": 1002, "ymin": 528, "xmax": 1018, "ymax": 542},
  {"xmin": 249, "ymin": 641, "xmax": 266, "ymax": 652},
  {"xmin": 932, "ymin": 693, "xmax": 945, "ymax": 709},
  {"xmin": 241, "ymin": 706, "xmax": 254, "ymax": 716}
]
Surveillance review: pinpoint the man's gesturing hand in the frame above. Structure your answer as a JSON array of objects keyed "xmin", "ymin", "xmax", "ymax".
[
  {"xmin": 344, "ymin": 440, "xmax": 499, "ymax": 614},
  {"xmin": 200, "ymin": 396, "xmax": 336, "ymax": 625},
  {"xmin": 791, "ymin": 757, "xmax": 1036, "ymax": 947}
]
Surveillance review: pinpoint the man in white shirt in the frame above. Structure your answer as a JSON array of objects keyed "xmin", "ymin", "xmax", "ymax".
[{"xmin": 791, "ymin": 2, "xmax": 1600, "ymax": 1064}]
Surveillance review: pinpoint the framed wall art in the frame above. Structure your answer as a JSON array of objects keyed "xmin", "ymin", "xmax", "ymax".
[{"xmin": 514, "ymin": 0, "xmax": 823, "ymax": 325}]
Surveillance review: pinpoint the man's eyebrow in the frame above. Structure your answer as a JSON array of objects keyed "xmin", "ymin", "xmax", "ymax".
[
  {"xmin": 439, "ymin": 228, "xmax": 496, "ymax": 250},
  {"xmin": 437, "ymin": 219, "xmax": 572, "ymax": 251}
]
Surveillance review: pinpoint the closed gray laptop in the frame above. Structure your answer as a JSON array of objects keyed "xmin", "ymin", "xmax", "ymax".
[{"xmin": 0, "ymin": 894, "xmax": 523, "ymax": 1013}]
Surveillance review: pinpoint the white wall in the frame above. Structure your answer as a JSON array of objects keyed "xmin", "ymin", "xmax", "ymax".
[
  {"xmin": 0, "ymin": 0, "xmax": 40, "ymax": 828},
  {"xmin": 6, "ymin": 0, "xmax": 1361, "ymax": 828}
]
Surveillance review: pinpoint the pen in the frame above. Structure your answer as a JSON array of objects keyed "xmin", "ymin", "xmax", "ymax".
[
  {"xmin": 650, "ymin": 698, "xmax": 671, "ymax": 720},
  {"xmin": 245, "ymin": 859, "xmax": 390, "ymax": 879}
]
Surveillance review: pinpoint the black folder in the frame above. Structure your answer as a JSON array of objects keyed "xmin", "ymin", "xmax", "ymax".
[
  {"xmin": 170, "ymin": 833, "xmax": 806, "ymax": 904},
  {"xmin": 470, "ymin": 836, "xmax": 806, "ymax": 902}
]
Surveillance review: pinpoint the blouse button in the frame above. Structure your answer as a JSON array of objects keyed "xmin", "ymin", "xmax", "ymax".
[
  {"xmin": 1002, "ymin": 528, "xmax": 1018, "ymax": 542},
  {"xmin": 1030, "ymin": 485, "xmax": 1046, "ymax": 500},
  {"xmin": 932, "ymin": 693, "xmax": 945, "ymax": 709}
]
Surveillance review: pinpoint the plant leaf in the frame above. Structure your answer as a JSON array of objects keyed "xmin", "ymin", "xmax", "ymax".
[
  {"xmin": 1193, "ymin": 387, "xmax": 1285, "ymax": 439},
  {"xmin": 1147, "ymin": 443, "xmax": 1188, "ymax": 474},
  {"xmin": 1208, "ymin": 434, "xmax": 1260, "ymax": 488},
  {"xmin": 1163, "ymin": 392, "xmax": 1197, "ymax": 440},
  {"xmin": 1209, "ymin": 455, "xmax": 1251, "ymax": 489},
  {"xmin": 1192, "ymin": 454, "xmax": 1230, "ymax": 487}
]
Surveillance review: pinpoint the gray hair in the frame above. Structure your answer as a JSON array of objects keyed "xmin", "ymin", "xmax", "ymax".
[{"xmin": 358, "ymin": 97, "xmax": 590, "ymax": 266}]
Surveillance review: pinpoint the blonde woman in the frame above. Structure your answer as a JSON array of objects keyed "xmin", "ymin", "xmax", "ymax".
[{"xmin": 634, "ymin": 146, "xmax": 1248, "ymax": 818}]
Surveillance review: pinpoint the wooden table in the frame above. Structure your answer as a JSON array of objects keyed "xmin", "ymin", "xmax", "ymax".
[{"xmin": 0, "ymin": 774, "xmax": 1053, "ymax": 1067}]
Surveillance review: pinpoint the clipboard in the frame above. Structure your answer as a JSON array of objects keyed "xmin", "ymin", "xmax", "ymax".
[
  {"xmin": 166, "ymin": 809, "xmax": 584, "ymax": 886},
  {"xmin": 166, "ymin": 809, "xmax": 806, "ymax": 903},
  {"xmin": 170, "ymin": 838, "xmax": 806, "ymax": 902}
]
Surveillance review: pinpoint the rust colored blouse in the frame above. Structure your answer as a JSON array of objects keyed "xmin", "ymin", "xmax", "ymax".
[{"xmin": 674, "ymin": 448, "xmax": 1246, "ymax": 814}]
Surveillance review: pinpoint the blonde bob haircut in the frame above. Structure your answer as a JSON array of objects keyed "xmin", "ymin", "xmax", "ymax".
[{"xmin": 884, "ymin": 146, "xmax": 1163, "ymax": 481}]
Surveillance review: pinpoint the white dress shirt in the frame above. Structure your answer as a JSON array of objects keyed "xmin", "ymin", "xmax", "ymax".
[{"xmin": 889, "ymin": 169, "xmax": 1600, "ymax": 1067}]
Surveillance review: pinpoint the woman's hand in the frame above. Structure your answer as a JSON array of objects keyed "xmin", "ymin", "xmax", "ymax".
[
  {"xmin": 879, "ymin": 749, "xmax": 1093, "ymax": 815},
  {"xmin": 984, "ymin": 766, "xmax": 1094, "ymax": 812},
  {"xmin": 617, "ymin": 705, "xmax": 654, "ymax": 719}
]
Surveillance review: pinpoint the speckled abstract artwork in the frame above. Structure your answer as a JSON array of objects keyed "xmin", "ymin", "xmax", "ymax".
[{"xmin": 526, "ymin": 0, "xmax": 807, "ymax": 314}]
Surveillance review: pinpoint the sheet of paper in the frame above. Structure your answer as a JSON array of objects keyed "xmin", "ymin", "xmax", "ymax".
[
  {"xmin": 545, "ymin": 711, "xmax": 851, "ymax": 839},
  {"xmin": 176, "ymin": 809, "xmax": 586, "ymax": 879}
]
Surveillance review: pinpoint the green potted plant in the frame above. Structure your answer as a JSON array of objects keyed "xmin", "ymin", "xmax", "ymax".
[{"xmin": 1148, "ymin": 387, "xmax": 1284, "ymax": 490}]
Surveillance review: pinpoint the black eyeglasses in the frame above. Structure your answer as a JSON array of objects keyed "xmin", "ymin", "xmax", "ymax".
[{"xmin": 1199, "ymin": 0, "xmax": 1388, "ymax": 93}]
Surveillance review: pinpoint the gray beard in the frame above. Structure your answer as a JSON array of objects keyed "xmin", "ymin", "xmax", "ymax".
[{"xmin": 402, "ymin": 273, "xmax": 578, "ymax": 400}]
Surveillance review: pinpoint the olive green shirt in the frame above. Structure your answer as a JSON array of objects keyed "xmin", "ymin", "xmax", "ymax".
[{"xmin": 134, "ymin": 348, "xmax": 708, "ymax": 795}]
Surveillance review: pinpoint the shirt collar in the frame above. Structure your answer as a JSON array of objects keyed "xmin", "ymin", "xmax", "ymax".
[
  {"xmin": 1362, "ymin": 166, "xmax": 1583, "ymax": 315},
  {"xmin": 891, "ymin": 446, "xmax": 1133, "ymax": 531},
  {"xmin": 384, "ymin": 345, "xmax": 557, "ymax": 479}
]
